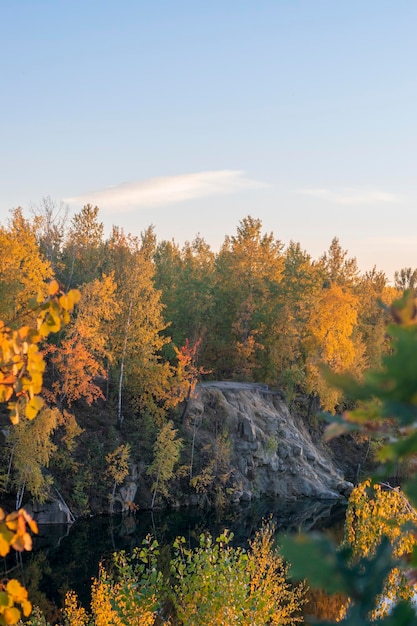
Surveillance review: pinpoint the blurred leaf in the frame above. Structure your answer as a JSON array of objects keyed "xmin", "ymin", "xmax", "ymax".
[{"xmin": 280, "ymin": 533, "xmax": 347, "ymax": 593}]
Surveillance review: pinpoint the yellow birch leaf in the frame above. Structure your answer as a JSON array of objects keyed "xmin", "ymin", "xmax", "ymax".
[
  {"xmin": 25, "ymin": 396, "xmax": 44, "ymax": 420},
  {"xmin": 6, "ymin": 580, "xmax": 27, "ymax": 604},
  {"xmin": 0, "ymin": 374, "xmax": 16, "ymax": 385},
  {"xmin": 39, "ymin": 317, "xmax": 60, "ymax": 337},
  {"xmin": 21, "ymin": 600, "xmax": 32, "ymax": 617},
  {"xmin": 0, "ymin": 534, "xmax": 11, "ymax": 557},
  {"xmin": 0, "ymin": 517, "xmax": 16, "ymax": 536},
  {"xmin": 4, "ymin": 514, "xmax": 18, "ymax": 531},
  {"xmin": 3, "ymin": 606, "xmax": 21, "ymax": 624},
  {"xmin": 60, "ymin": 290, "xmax": 81, "ymax": 310},
  {"xmin": 59, "ymin": 294, "xmax": 70, "ymax": 310}
]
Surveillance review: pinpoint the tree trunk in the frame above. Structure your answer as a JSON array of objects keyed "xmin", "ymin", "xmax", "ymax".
[
  {"xmin": 181, "ymin": 384, "xmax": 192, "ymax": 421},
  {"xmin": 307, "ymin": 393, "xmax": 318, "ymax": 421},
  {"xmin": 151, "ymin": 468, "xmax": 160, "ymax": 510},
  {"xmin": 110, "ymin": 480, "xmax": 117, "ymax": 514},
  {"xmin": 16, "ymin": 478, "xmax": 26, "ymax": 510},
  {"xmin": 5, "ymin": 443, "xmax": 15, "ymax": 492},
  {"xmin": 118, "ymin": 298, "xmax": 133, "ymax": 427},
  {"xmin": 189, "ymin": 414, "xmax": 201, "ymax": 480}
]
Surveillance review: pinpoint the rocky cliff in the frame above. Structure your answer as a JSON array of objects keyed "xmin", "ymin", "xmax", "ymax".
[
  {"xmin": 28, "ymin": 382, "xmax": 353, "ymax": 522},
  {"xmin": 184, "ymin": 382, "xmax": 352, "ymax": 503}
]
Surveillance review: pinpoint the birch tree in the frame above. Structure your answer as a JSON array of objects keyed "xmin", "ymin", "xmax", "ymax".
[
  {"xmin": 105, "ymin": 227, "xmax": 174, "ymax": 425},
  {"xmin": 148, "ymin": 421, "xmax": 182, "ymax": 509}
]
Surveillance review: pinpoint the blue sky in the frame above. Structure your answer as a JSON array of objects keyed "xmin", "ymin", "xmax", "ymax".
[{"xmin": 1, "ymin": 1, "xmax": 416, "ymax": 280}]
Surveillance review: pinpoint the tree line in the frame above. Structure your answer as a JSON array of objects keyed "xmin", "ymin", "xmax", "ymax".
[{"xmin": 0, "ymin": 198, "xmax": 413, "ymax": 514}]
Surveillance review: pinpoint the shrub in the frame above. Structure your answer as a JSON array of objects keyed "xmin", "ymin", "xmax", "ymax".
[{"xmin": 170, "ymin": 521, "xmax": 305, "ymax": 625}]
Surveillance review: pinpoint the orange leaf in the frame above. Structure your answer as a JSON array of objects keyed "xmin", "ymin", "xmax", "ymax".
[
  {"xmin": 21, "ymin": 510, "xmax": 38, "ymax": 535},
  {"xmin": 48, "ymin": 280, "xmax": 60, "ymax": 296}
]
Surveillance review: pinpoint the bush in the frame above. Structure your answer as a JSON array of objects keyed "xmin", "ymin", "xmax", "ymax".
[{"xmin": 170, "ymin": 521, "xmax": 305, "ymax": 625}]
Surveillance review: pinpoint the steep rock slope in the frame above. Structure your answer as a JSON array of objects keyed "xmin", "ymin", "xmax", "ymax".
[{"xmin": 186, "ymin": 382, "xmax": 352, "ymax": 502}]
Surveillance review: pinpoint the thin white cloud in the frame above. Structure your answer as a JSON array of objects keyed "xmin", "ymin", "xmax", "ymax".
[
  {"xmin": 65, "ymin": 170, "xmax": 268, "ymax": 212},
  {"xmin": 299, "ymin": 187, "xmax": 401, "ymax": 205}
]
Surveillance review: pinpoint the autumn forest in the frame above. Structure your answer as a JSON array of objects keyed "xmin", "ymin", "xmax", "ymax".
[
  {"xmin": 1, "ymin": 198, "xmax": 417, "ymax": 625},
  {"xmin": 0, "ymin": 199, "xmax": 412, "ymax": 516}
]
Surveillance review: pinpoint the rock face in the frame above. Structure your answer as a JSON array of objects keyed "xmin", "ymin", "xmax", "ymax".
[
  {"xmin": 28, "ymin": 382, "xmax": 353, "ymax": 521},
  {"xmin": 187, "ymin": 382, "xmax": 352, "ymax": 502},
  {"xmin": 112, "ymin": 464, "xmax": 139, "ymax": 513},
  {"xmin": 25, "ymin": 497, "xmax": 75, "ymax": 525}
]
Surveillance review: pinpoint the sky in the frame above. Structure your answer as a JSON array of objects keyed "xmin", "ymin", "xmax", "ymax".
[{"xmin": 1, "ymin": 1, "xmax": 416, "ymax": 281}]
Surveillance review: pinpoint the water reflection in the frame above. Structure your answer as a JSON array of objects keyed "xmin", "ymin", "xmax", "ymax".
[{"xmin": 12, "ymin": 498, "xmax": 347, "ymax": 622}]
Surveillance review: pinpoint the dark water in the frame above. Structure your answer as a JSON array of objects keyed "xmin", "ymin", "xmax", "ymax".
[{"xmin": 7, "ymin": 497, "xmax": 346, "ymax": 621}]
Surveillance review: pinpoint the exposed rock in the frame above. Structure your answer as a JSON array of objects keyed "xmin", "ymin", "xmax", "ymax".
[
  {"xmin": 25, "ymin": 498, "xmax": 75, "ymax": 525},
  {"xmin": 187, "ymin": 382, "xmax": 352, "ymax": 503},
  {"xmin": 113, "ymin": 481, "xmax": 138, "ymax": 513},
  {"xmin": 112, "ymin": 463, "xmax": 139, "ymax": 513}
]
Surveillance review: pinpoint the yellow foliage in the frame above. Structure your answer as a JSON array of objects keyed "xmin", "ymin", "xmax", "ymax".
[
  {"xmin": 345, "ymin": 480, "xmax": 417, "ymax": 560},
  {"xmin": 91, "ymin": 569, "xmax": 123, "ymax": 626},
  {"xmin": 10, "ymin": 408, "xmax": 59, "ymax": 503},
  {"xmin": 90, "ymin": 565, "xmax": 157, "ymax": 626},
  {"xmin": 106, "ymin": 445, "xmax": 130, "ymax": 486},
  {"xmin": 381, "ymin": 285, "xmax": 402, "ymax": 306},
  {"xmin": 304, "ymin": 588, "xmax": 348, "ymax": 623},
  {"xmin": 0, "ymin": 208, "xmax": 53, "ymax": 322},
  {"xmin": 307, "ymin": 284, "xmax": 359, "ymax": 369},
  {"xmin": 305, "ymin": 284, "xmax": 365, "ymax": 410},
  {"xmin": 172, "ymin": 523, "xmax": 305, "ymax": 625},
  {"xmin": 148, "ymin": 421, "xmax": 182, "ymax": 506},
  {"xmin": 0, "ymin": 282, "xmax": 79, "ymax": 624},
  {"xmin": 246, "ymin": 520, "xmax": 306, "ymax": 625},
  {"xmin": 74, "ymin": 273, "xmax": 119, "ymax": 361},
  {"xmin": 221, "ymin": 215, "xmax": 284, "ymax": 292},
  {"xmin": 63, "ymin": 590, "xmax": 89, "ymax": 626},
  {"xmin": 344, "ymin": 480, "xmax": 417, "ymax": 617},
  {"xmin": 46, "ymin": 273, "xmax": 119, "ymax": 409},
  {"xmin": 0, "ymin": 283, "xmax": 80, "ymax": 424},
  {"xmin": 0, "ymin": 571, "xmax": 33, "ymax": 624},
  {"xmin": 46, "ymin": 336, "xmax": 104, "ymax": 407}
]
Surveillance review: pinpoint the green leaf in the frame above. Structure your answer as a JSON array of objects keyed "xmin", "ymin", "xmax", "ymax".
[
  {"xmin": 0, "ymin": 592, "xmax": 10, "ymax": 607},
  {"xmin": 280, "ymin": 533, "xmax": 347, "ymax": 593},
  {"xmin": 379, "ymin": 430, "xmax": 417, "ymax": 463}
]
